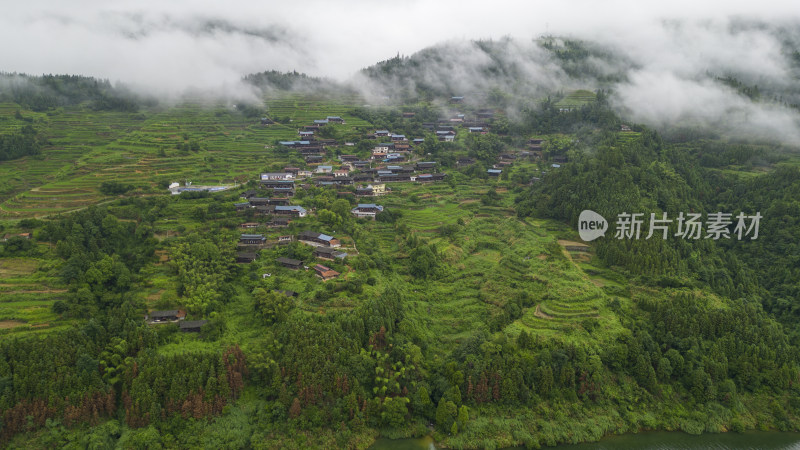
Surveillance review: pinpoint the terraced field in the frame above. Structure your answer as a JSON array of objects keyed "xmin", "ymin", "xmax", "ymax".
[
  {"xmin": 399, "ymin": 202, "xmax": 471, "ymax": 231},
  {"xmin": 0, "ymin": 255, "xmax": 69, "ymax": 335},
  {"xmin": 0, "ymin": 93, "xmax": 374, "ymax": 218},
  {"xmin": 554, "ymin": 89, "xmax": 597, "ymax": 110},
  {"xmin": 617, "ymin": 131, "xmax": 642, "ymax": 145}
]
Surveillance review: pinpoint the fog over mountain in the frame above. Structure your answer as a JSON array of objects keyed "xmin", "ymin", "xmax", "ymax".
[{"xmin": 2, "ymin": 1, "xmax": 800, "ymax": 141}]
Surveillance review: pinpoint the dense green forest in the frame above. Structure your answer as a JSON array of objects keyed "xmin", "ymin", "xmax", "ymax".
[
  {"xmin": 0, "ymin": 63, "xmax": 800, "ymax": 449},
  {"xmin": 0, "ymin": 73, "xmax": 153, "ymax": 112},
  {"xmin": 0, "ymin": 124, "xmax": 42, "ymax": 162}
]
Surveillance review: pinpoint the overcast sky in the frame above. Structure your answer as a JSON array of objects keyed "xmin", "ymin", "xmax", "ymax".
[
  {"xmin": 2, "ymin": 0, "xmax": 798, "ymax": 88},
  {"xmin": 3, "ymin": 1, "xmax": 800, "ymax": 141}
]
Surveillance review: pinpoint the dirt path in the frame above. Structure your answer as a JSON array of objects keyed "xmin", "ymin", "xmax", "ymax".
[{"xmin": 534, "ymin": 304, "xmax": 553, "ymax": 319}]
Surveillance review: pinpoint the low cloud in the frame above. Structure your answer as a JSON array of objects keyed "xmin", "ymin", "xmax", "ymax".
[
  {"xmin": 1, "ymin": 1, "xmax": 800, "ymax": 140},
  {"xmin": 614, "ymin": 71, "xmax": 800, "ymax": 142}
]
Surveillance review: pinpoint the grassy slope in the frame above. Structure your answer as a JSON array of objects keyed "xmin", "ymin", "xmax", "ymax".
[{"xmin": 0, "ymin": 93, "xmax": 371, "ymax": 218}]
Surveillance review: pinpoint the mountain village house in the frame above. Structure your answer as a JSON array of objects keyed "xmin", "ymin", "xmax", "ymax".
[
  {"xmin": 277, "ymin": 257, "xmax": 303, "ymax": 270},
  {"xmin": 298, "ymin": 231, "xmax": 341, "ymax": 247},
  {"xmin": 236, "ymin": 252, "xmax": 257, "ymax": 263},
  {"xmin": 240, "ymin": 234, "xmax": 267, "ymax": 245},
  {"xmin": 147, "ymin": 310, "xmax": 186, "ymax": 324},
  {"xmin": 314, "ymin": 264, "xmax": 340, "ymax": 281},
  {"xmin": 314, "ymin": 246, "xmax": 347, "ymax": 260},
  {"xmin": 351, "ymin": 204, "xmax": 384, "ymax": 219}
]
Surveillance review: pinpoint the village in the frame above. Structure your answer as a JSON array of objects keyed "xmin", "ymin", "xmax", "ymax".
[{"xmin": 147, "ymin": 96, "xmax": 567, "ymax": 331}]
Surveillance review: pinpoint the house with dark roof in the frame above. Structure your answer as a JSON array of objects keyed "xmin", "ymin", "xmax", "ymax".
[
  {"xmin": 378, "ymin": 173, "xmax": 415, "ymax": 182},
  {"xmin": 355, "ymin": 187, "xmax": 374, "ymax": 196},
  {"xmin": 298, "ymin": 231, "xmax": 340, "ymax": 247},
  {"xmin": 351, "ymin": 203, "xmax": 384, "ymax": 219},
  {"xmin": 248, "ymin": 197, "xmax": 271, "ymax": 207},
  {"xmin": 268, "ymin": 198, "xmax": 290, "ymax": 206},
  {"xmin": 277, "ymin": 257, "xmax": 303, "ymax": 270},
  {"xmin": 240, "ymin": 222, "xmax": 260, "ymax": 229},
  {"xmin": 261, "ymin": 180, "xmax": 295, "ymax": 189},
  {"xmin": 457, "ymin": 157, "xmax": 476, "ymax": 166},
  {"xmin": 416, "ymin": 161, "xmax": 437, "ymax": 170},
  {"xmin": 236, "ymin": 252, "xmax": 257, "ymax": 263},
  {"xmin": 314, "ymin": 246, "xmax": 347, "ymax": 261},
  {"xmin": 416, "ymin": 173, "xmax": 447, "ymax": 182},
  {"xmin": 179, "ymin": 320, "xmax": 208, "ymax": 332},
  {"xmin": 240, "ymin": 234, "xmax": 267, "ymax": 245},
  {"xmin": 267, "ymin": 217, "xmax": 291, "ymax": 228},
  {"xmin": 436, "ymin": 130, "xmax": 456, "ymax": 142},
  {"xmin": 326, "ymin": 116, "xmax": 344, "ymax": 123},
  {"xmin": 254, "ymin": 205, "xmax": 272, "ymax": 216},
  {"xmin": 298, "ymin": 146, "xmax": 324, "ymax": 155},
  {"xmin": 353, "ymin": 174, "xmax": 374, "ymax": 183},
  {"xmin": 235, "ymin": 202, "xmax": 251, "ymax": 211},
  {"xmin": 272, "ymin": 186, "xmax": 295, "ymax": 197},
  {"xmin": 147, "ymin": 310, "xmax": 186, "ymax": 323},
  {"xmin": 273, "ymin": 205, "xmax": 307, "ymax": 217}
]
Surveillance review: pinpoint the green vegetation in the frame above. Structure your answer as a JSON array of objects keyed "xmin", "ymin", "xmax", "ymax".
[{"xmin": 1, "ymin": 75, "xmax": 800, "ymax": 449}]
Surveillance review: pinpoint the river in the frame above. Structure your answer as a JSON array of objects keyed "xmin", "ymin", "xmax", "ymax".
[{"xmin": 369, "ymin": 431, "xmax": 800, "ymax": 449}]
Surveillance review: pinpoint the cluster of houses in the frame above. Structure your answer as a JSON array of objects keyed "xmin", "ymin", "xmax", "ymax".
[
  {"xmin": 236, "ymin": 229, "xmax": 349, "ymax": 282},
  {"xmin": 235, "ymin": 194, "xmax": 307, "ymax": 217},
  {"xmin": 418, "ymin": 108, "xmax": 495, "ymax": 140},
  {"xmin": 270, "ymin": 142, "xmax": 446, "ymax": 188},
  {"xmin": 264, "ymin": 110, "xmax": 453, "ymax": 192},
  {"xmin": 485, "ymin": 138, "xmax": 566, "ymax": 176},
  {"xmin": 276, "ymin": 257, "xmax": 341, "ymax": 281}
]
